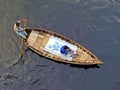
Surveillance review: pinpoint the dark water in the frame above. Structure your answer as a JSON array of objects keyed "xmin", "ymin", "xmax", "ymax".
[{"xmin": 0, "ymin": 0, "xmax": 120, "ymax": 90}]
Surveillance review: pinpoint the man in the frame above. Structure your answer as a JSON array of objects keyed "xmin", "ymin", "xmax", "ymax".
[
  {"xmin": 60, "ymin": 45, "xmax": 78, "ymax": 58},
  {"xmin": 14, "ymin": 19, "xmax": 27, "ymax": 39}
]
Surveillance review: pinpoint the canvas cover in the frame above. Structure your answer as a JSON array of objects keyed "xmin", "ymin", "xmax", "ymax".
[{"xmin": 44, "ymin": 36, "xmax": 77, "ymax": 61}]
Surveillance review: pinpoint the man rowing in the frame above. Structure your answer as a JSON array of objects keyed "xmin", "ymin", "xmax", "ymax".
[{"xmin": 14, "ymin": 19, "xmax": 27, "ymax": 39}]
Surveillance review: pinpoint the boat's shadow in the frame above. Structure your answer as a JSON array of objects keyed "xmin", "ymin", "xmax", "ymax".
[{"xmin": 69, "ymin": 64, "xmax": 100, "ymax": 69}]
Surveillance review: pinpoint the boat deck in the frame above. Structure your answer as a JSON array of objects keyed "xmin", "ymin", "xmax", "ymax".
[
  {"xmin": 25, "ymin": 29, "xmax": 103, "ymax": 65},
  {"xmin": 27, "ymin": 30, "xmax": 49, "ymax": 50}
]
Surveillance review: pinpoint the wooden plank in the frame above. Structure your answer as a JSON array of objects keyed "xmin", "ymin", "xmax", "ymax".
[
  {"xmin": 27, "ymin": 40, "xmax": 35, "ymax": 47},
  {"xmin": 79, "ymin": 52, "xmax": 88, "ymax": 61},
  {"xmin": 34, "ymin": 38, "xmax": 40, "ymax": 50},
  {"xmin": 27, "ymin": 30, "xmax": 39, "ymax": 47},
  {"xmin": 34, "ymin": 34, "xmax": 44, "ymax": 50},
  {"xmin": 73, "ymin": 48, "xmax": 83, "ymax": 62},
  {"xmin": 38, "ymin": 34, "xmax": 44, "ymax": 38},
  {"xmin": 40, "ymin": 35, "xmax": 50, "ymax": 48}
]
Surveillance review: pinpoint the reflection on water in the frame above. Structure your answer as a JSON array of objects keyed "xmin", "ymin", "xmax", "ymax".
[
  {"xmin": 61, "ymin": 0, "xmax": 81, "ymax": 3},
  {"xmin": 0, "ymin": 0, "xmax": 120, "ymax": 90}
]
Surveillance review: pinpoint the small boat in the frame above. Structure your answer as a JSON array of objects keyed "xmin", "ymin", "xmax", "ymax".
[{"xmin": 19, "ymin": 28, "xmax": 103, "ymax": 65}]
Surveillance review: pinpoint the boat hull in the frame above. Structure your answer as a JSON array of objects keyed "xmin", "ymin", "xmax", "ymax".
[{"xmin": 25, "ymin": 28, "xmax": 103, "ymax": 65}]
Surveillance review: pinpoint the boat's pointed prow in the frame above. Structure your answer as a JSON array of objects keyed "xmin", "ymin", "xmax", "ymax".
[{"xmin": 94, "ymin": 58, "xmax": 103, "ymax": 65}]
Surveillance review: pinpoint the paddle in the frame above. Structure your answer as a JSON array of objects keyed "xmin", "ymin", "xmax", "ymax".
[{"xmin": 19, "ymin": 19, "xmax": 27, "ymax": 59}]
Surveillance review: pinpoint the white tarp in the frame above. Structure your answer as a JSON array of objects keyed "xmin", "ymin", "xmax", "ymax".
[{"xmin": 44, "ymin": 35, "xmax": 77, "ymax": 61}]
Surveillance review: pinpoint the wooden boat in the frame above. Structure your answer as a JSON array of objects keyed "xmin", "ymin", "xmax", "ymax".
[{"xmin": 21, "ymin": 28, "xmax": 103, "ymax": 65}]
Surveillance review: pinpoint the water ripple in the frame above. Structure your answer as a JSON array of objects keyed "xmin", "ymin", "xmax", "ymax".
[
  {"xmin": 111, "ymin": 0, "xmax": 120, "ymax": 11},
  {"xmin": 60, "ymin": 0, "xmax": 81, "ymax": 3},
  {"xmin": 111, "ymin": 37, "xmax": 120, "ymax": 46}
]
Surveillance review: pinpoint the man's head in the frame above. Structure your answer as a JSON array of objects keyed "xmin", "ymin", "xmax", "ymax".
[
  {"xmin": 64, "ymin": 45, "xmax": 69, "ymax": 50},
  {"xmin": 16, "ymin": 22, "xmax": 20, "ymax": 27}
]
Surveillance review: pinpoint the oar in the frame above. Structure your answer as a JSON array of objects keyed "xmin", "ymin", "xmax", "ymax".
[
  {"xmin": 19, "ymin": 19, "xmax": 27, "ymax": 59},
  {"xmin": 19, "ymin": 32, "xmax": 24, "ymax": 59}
]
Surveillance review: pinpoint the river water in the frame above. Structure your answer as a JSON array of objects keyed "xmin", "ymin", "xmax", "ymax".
[{"xmin": 0, "ymin": 0, "xmax": 120, "ymax": 90}]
